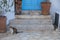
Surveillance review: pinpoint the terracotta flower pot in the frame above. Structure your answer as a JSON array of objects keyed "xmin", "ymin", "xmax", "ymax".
[
  {"xmin": 41, "ymin": 2, "xmax": 51, "ymax": 15},
  {"xmin": 0, "ymin": 16, "xmax": 6, "ymax": 33}
]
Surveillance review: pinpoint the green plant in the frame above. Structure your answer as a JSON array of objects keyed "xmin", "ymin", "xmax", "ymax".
[{"xmin": 0, "ymin": 0, "xmax": 13, "ymax": 14}]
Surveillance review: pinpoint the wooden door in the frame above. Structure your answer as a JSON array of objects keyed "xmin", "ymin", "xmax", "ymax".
[{"xmin": 15, "ymin": 0, "xmax": 22, "ymax": 15}]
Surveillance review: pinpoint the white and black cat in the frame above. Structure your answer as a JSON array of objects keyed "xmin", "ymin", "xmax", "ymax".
[{"xmin": 9, "ymin": 26, "xmax": 23, "ymax": 34}]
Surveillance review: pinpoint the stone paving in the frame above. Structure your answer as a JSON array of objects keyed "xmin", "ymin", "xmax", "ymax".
[
  {"xmin": 0, "ymin": 31, "xmax": 60, "ymax": 40},
  {"xmin": 0, "ymin": 15, "xmax": 60, "ymax": 40}
]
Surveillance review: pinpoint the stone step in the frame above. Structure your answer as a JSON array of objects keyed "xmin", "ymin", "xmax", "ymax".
[
  {"xmin": 15, "ymin": 15, "xmax": 51, "ymax": 19},
  {"xmin": 10, "ymin": 19, "xmax": 52, "ymax": 22},
  {"xmin": 10, "ymin": 17, "xmax": 52, "ymax": 25},
  {"xmin": 9, "ymin": 15, "xmax": 53, "ymax": 32},
  {"xmin": 10, "ymin": 23, "xmax": 52, "ymax": 26},
  {"xmin": 10, "ymin": 24, "xmax": 54, "ymax": 32},
  {"xmin": 10, "ymin": 20, "xmax": 52, "ymax": 25},
  {"xmin": 10, "ymin": 24, "xmax": 53, "ymax": 27},
  {"xmin": 10, "ymin": 21, "xmax": 52, "ymax": 25},
  {"xmin": 10, "ymin": 18, "xmax": 51, "ymax": 21},
  {"xmin": 10, "ymin": 25, "xmax": 54, "ymax": 32}
]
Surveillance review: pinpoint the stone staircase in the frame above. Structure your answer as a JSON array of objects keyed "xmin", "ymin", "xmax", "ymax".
[{"xmin": 9, "ymin": 15, "xmax": 54, "ymax": 32}]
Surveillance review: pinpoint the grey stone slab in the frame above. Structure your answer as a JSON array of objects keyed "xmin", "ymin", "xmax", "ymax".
[{"xmin": 1, "ymin": 32, "xmax": 60, "ymax": 40}]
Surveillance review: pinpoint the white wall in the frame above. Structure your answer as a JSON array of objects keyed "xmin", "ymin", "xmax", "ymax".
[
  {"xmin": 50, "ymin": 0, "xmax": 60, "ymax": 12},
  {"xmin": 50, "ymin": 0, "xmax": 60, "ymax": 22},
  {"xmin": 3, "ymin": 0, "xmax": 60, "ymax": 25},
  {"xmin": 50, "ymin": 0, "xmax": 60, "ymax": 30},
  {"xmin": 5, "ymin": 0, "xmax": 15, "ymax": 25}
]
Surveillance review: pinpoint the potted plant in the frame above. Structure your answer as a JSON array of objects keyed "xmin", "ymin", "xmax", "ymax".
[
  {"xmin": 0, "ymin": 0, "xmax": 13, "ymax": 16},
  {"xmin": 41, "ymin": 0, "xmax": 51, "ymax": 15},
  {"xmin": 0, "ymin": 0, "xmax": 13, "ymax": 32}
]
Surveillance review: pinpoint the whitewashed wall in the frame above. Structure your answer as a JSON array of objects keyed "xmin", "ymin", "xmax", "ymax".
[
  {"xmin": 50, "ymin": 0, "xmax": 60, "ymax": 30},
  {"xmin": 5, "ymin": 0, "xmax": 15, "ymax": 25},
  {"xmin": 50, "ymin": 0, "xmax": 60, "ymax": 12},
  {"xmin": 50, "ymin": 0, "xmax": 60, "ymax": 23},
  {"xmin": 2, "ymin": 0, "xmax": 60, "ymax": 25}
]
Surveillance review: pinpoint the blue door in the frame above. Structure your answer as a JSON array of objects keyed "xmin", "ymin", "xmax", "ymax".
[{"xmin": 22, "ymin": 0, "xmax": 46, "ymax": 10}]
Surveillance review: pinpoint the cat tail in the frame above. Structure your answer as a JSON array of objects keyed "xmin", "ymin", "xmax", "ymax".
[{"xmin": 16, "ymin": 31, "xmax": 23, "ymax": 33}]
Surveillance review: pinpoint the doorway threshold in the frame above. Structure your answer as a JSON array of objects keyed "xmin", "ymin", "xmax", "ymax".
[{"xmin": 15, "ymin": 15, "xmax": 51, "ymax": 19}]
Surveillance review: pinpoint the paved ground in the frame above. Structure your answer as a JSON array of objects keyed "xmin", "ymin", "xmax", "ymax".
[
  {"xmin": 0, "ymin": 15, "xmax": 60, "ymax": 40},
  {"xmin": 0, "ymin": 31, "xmax": 60, "ymax": 40}
]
